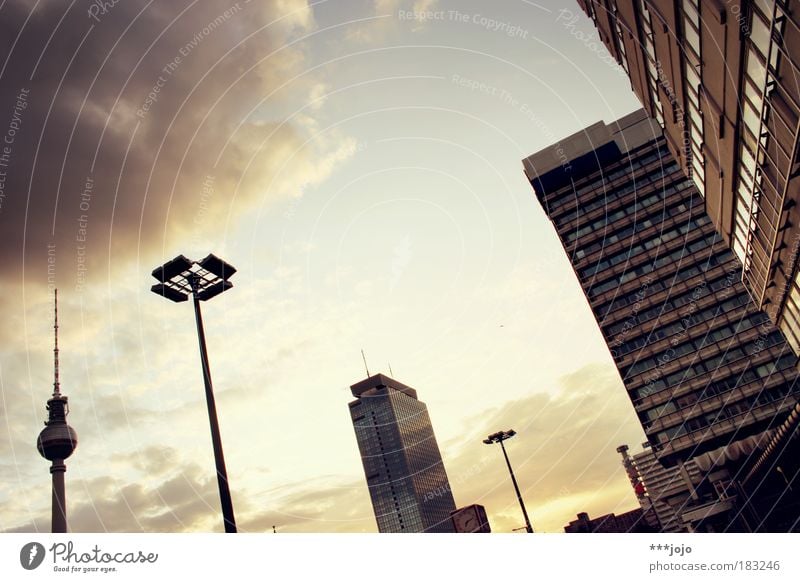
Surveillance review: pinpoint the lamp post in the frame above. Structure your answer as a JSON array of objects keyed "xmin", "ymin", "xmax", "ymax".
[
  {"xmin": 484, "ymin": 429, "xmax": 534, "ymax": 533},
  {"xmin": 151, "ymin": 253, "xmax": 238, "ymax": 533}
]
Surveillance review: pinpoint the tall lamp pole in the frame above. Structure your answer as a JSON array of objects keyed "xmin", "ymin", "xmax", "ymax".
[
  {"xmin": 151, "ymin": 254, "xmax": 238, "ymax": 533},
  {"xmin": 484, "ymin": 429, "xmax": 534, "ymax": 533}
]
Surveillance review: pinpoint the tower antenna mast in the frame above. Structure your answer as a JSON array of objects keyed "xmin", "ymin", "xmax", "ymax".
[
  {"xmin": 361, "ymin": 349, "xmax": 370, "ymax": 377},
  {"xmin": 53, "ymin": 289, "xmax": 60, "ymax": 396}
]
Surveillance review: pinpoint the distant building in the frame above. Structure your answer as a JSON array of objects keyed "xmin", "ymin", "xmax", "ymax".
[
  {"xmin": 619, "ymin": 442, "xmax": 700, "ymax": 532},
  {"xmin": 523, "ymin": 110, "xmax": 800, "ymax": 530},
  {"xmin": 617, "ymin": 444, "xmax": 662, "ymax": 530},
  {"xmin": 348, "ymin": 374, "xmax": 456, "ymax": 532},
  {"xmin": 577, "ymin": 0, "xmax": 800, "ymax": 356},
  {"xmin": 564, "ymin": 509, "xmax": 653, "ymax": 533}
]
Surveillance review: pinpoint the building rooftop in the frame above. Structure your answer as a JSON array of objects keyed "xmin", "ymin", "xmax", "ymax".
[
  {"xmin": 349, "ymin": 373, "xmax": 418, "ymax": 399},
  {"xmin": 522, "ymin": 109, "xmax": 661, "ymax": 194}
]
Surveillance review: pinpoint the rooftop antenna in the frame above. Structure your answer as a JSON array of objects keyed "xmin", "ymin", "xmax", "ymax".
[
  {"xmin": 388, "ymin": 363, "xmax": 394, "ymax": 377},
  {"xmin": 361, "ymin": 349, "xmax": 370, "ymax": 377}
]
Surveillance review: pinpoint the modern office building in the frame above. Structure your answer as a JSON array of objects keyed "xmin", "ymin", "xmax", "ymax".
[
  {"xmin": 577, "ymin": 0, "xmax": 800, "ymax": 355},
  {"xmin": 348, "ymin": 374, "xmax": 456, "ymax": 532},
  {"xmin": 523, "ymin": 109, "xmax": 800, "ymax": 530}
]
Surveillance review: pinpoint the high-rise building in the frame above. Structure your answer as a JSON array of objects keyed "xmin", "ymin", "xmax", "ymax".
[
  {"xmin": 576, "ymin": 0, "xmax": 800, "ymax": 355},
  {"xmin": 522, "ymin": 110, "xmax": 800, "ymax": 530},
  {"xmin": 348, "ymin": 374, "xmax": 456, "ymax": 532}
]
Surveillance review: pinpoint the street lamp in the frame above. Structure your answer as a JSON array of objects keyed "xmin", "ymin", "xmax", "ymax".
[
  {"xmin": 484, "ymin": 429, "xmax": 534, "ymax": 533},
  {"xmin": 151, "ymin": 253, "xmax": 238, "ymax": 533}
]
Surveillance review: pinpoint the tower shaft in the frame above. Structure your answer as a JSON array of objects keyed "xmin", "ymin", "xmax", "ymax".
[{"xmin": 50, "ymin": 460, "xmax": 67, "ymax": 533}]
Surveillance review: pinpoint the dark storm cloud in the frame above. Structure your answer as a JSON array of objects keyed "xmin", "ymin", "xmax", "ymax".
[{"xmin": 0, "ymin": 0, "xmax": 316, "ymax": 287}]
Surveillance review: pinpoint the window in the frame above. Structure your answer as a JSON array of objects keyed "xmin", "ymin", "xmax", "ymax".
[
  {"xmin": 750, "ymin": 12, "xmax": 771, "ymax": 55},
  {"xmin": 746, "ymin": 49, "xmax": 767, "ymax": 86}
]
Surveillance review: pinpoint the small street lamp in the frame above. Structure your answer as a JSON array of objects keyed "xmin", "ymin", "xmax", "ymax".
[{"xmin": 484, "ymin": 429, "xmax": 534, "ymax": 533}]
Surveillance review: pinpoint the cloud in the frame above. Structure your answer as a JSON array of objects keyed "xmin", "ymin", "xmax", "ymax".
[
  {"xmin": 238, "ymin": 478, "xmax": 375, "ymax": 533},
  {"xmin": 343, "ymin": 0, "xmax": 439, "ymax": 43},
  {"xmin": 0, "ymin": 0, "xmax": 351, "ymax": 288},
  {"xmin": 3, "ymin": 439, "xmax": 246, "ymax": 533},
  {"xmin": 0, "ymin": 1, "xmax": 363, "ymax": 535},
  {"xmin": 3, "ymin": 455, "xmax": 372, "ymax": 533},
  {"xmin": 4, "ymin": 461, "xmax": 222, "ymax": 533}
]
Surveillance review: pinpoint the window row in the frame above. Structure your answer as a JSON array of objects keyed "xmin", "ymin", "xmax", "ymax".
[
  {"xmin": 640, "ymin": 335, "xmax": 791, "ymax": 420},
  {"xmin": 652, "ymin": 382, "xmax": 794, "ymax": 444},
  {"xmin": 554, "ymin": 160, "xmax": 681, "ymax": 227},
  {"xmin": 580, "ymin": 217, "xmax": 710, "ymax": 279},
  {"xmin": 614, "ymin": 292, "xmax": 752, "ymax": 359},
  {"xmin": 588, "ymin": 244, "xmax": 725, "ymax": 300},
  {"xmin": 596, "ymin": 250, "xmax": 736, "ymax": 318},
  {"xmin": 591, "ymin": 228, "xmax": 715, "ymax": 293},
  {"xmin": 697, "ymin": 350, "xmax": 794, "ymax": 401},
  {"xmin": 640, "ymin": 355, "xmax": 796, "ymax": 422},
  {"xmin": 546, "ymin": 144, "xmax": 671, "ymax": 213},
  {"xmin": 564, "ymin": 190, "xmax": 662, "ymax": 244},
  {"xmin": 604, "ymin": 270, "xmax": 742, "ymax": 337},
  {"xmin": 631, "ymin": 313, "xmax": 774, "ymax": 399},
  {"xmin": 573, "ymin": 193, "xmax": 700, "ymax": 260}
]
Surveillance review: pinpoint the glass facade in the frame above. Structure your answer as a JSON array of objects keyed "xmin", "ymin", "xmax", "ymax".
[
  {"xmin": 349, "ymin": 374, "xmax": 456, "ymax": 532},
  {"xmin": 523, "ymin": 112, "xmax": 800, "ymax": 466},
  {"xmin": 732, "ymin": 2, "xmax": 784, "ymax": 286},
  {"xmin": 579, "ymin": 0, "xmax": 800, "ymax": 360}
]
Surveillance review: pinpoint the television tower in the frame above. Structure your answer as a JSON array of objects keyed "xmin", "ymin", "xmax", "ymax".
[{"xmin": 36, "ymin": 289, "xmax": 78, "ymax": 533}]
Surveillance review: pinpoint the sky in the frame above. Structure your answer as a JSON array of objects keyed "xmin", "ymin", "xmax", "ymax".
[{"xmin": 0, "ymin": 0, "xmax": 648, "ymax": 533}]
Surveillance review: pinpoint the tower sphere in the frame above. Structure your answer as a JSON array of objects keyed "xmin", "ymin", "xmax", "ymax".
[{"xmin": 37, "ymin": 422, "xmax": 78, "ymax": 461}]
